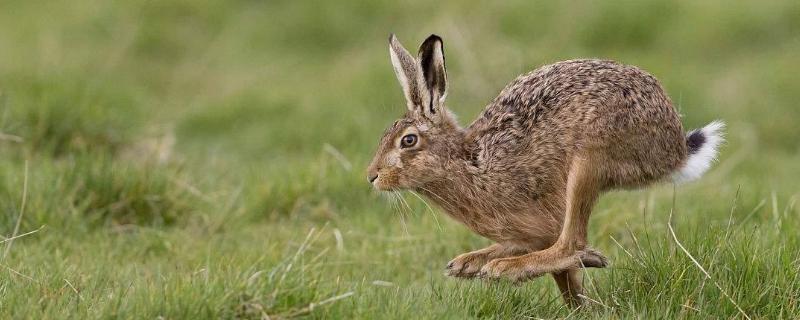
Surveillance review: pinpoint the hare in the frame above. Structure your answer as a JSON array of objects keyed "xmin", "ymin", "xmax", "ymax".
[{"xmin": 367, "ymin": 34, "xmax": 723, "ymax": 306}]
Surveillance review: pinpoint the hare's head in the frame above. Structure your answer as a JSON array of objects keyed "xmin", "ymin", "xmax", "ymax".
[{"xmin": 367, "ymin": 34, "xmax": 463, "ymax": 191}]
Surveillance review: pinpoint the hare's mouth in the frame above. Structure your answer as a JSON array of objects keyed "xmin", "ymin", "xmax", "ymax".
[
  {"xmin": 371, "ymin": 177, "xmax": 404, "ymax": 192},
  {"xmin": 370, "ymin": 176, "xmax": 388, "ymax": 191}
]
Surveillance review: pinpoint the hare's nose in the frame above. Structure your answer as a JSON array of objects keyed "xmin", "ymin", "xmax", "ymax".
[{"xmin": 368, "ymin": 173, "xmax": 378, "ymax": 183}]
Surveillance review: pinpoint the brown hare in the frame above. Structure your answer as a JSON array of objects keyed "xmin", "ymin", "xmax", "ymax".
[{"xmin": 367, "ymin": 34, "xmax": 724, "ymax": 306}]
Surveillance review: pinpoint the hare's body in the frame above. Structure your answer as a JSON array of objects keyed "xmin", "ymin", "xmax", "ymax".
[
  {"xmin": 368, "ymin": 35, "xmax": 723, "ymax": 307},
  {"xmin": 420, "ymin": 59, "xmax": 687, "ymax": 249}
]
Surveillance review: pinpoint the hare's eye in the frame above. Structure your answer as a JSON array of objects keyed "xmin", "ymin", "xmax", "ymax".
[{"xmin": 400, "ymin": 134, "xmax": 418, "ymax": 148}]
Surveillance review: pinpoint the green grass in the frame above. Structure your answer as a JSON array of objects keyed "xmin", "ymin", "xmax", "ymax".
[{"xmin": 1, "ymin": 0, "xmax": 799, "ymax": 318}]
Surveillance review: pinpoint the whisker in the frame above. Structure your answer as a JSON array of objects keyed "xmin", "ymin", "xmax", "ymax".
[
  {"xmin": 391, "ymin": 191, "xmax": 410, "ymax": 235},
  {"xmin": 409, "ymin": 190, "xmax": 442, "ymax": 231},
  {"xmin": 396, "ymin": 192, "xmax": 416, "ymax": 218}
]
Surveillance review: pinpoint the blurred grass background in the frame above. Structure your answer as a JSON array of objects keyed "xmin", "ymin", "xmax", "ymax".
[{"xmin": 0, "ymin": 0, "xmax": 798, "ymax": 318}]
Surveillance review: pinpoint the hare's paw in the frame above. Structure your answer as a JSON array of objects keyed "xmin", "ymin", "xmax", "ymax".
[
  {"xmin": 579, "ymin": 248, "xmax": 609, "ymax": 268},
  {"xmin": 478, "ymin": 255, "xmax": 544, "ymax": 282},
  {"xmin": 479, "ymin": 248, "xmax": 609, "ymax": 283},
  {"xmin": 445, "ymin": 250, "xmax": 494, "ymax": 278}
]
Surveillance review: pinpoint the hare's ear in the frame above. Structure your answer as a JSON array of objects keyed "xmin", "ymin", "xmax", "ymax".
[
  {"xmin": 388, "ymin": 34, "xmax": 429, "ymax": 114},
  {"xmin": 418, "ymin": 34, "xmax": 447, "ymax": 116}
]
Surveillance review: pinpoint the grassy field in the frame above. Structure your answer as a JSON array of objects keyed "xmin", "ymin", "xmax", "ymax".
[{"xmin": 1, "ymin": 0, "xmax": 799, "ymax": 318}]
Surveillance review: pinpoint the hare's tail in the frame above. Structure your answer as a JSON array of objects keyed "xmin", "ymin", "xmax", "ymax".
[{"xmin": 672, "ymin": 120, "xmax": 725, "ymax": 183}]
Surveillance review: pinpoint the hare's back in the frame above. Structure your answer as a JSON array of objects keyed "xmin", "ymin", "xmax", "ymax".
[
  {"xmin": 467, "ymin": 59, "xmax": 685, "ymax": 180},
  {"xmin": 475, "ymin": 59, "xmax": 677, "ymax": 127}
]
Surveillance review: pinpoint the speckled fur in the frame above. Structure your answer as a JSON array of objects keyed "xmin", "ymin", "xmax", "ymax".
[
  {"xmin": 368, "ymin": 34, "xmax": 717, "ymax": 306},
  {"xmin": 431, "ymin": 59, "xmax": 687, "ymax": 244}
]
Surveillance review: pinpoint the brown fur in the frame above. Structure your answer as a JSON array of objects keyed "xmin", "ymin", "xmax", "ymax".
[{"xmin": 368, "ymin": 34, "xmax": 711, "ymax": 306}]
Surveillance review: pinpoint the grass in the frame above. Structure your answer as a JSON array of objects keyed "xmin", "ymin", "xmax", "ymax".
[{"xmin": 1, "ymin": 0, "xmax": 799, "ymax": 318}]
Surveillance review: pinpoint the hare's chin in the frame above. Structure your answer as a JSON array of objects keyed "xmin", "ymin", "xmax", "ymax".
[
  {"xmin": 372, "ymin": 180, "xmax": 403, "ymax": 192},
  {"xmin": 370, "ymin": 180, "xmax": 391, "ymax": 191}
]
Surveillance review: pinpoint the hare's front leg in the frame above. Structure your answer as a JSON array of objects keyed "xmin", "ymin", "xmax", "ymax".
[
  {"xmin": 480, "ymin": 156, "xmax": 608, "ymax": 282},
  {"xmin": 445, "ymin": 243, "xmax": 522, "ymax": 278}
]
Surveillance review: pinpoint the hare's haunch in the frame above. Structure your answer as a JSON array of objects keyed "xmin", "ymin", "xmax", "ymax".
[{"xmin": 367, "ymin": 34, "xmax": 723, "ymax": 306}]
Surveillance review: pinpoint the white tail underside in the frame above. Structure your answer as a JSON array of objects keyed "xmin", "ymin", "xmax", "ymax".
[{"xmin": 672, "ymin": 120, "xmax": 725, "ymax": 183}]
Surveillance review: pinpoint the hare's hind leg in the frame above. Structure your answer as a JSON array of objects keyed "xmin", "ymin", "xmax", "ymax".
[
  {"xmin": 479, "ymin": 156, "xmax": 606, "ymax": 281},
  {"xmin": 552, "ymin": 269, "xmax": 584, "ymax": 306},
  {"xmin": 445, "ymin": 243, "xmax": 522, "ymax": 278}
]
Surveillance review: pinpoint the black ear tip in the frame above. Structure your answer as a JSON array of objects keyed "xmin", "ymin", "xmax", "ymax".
[
  {"xmin": 388, "ymin": 33, "xmax": 397, "ymax": 42},
  {"xmin": 426, "ymin": 34, "xmax": 443, "ymax": 43}
]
